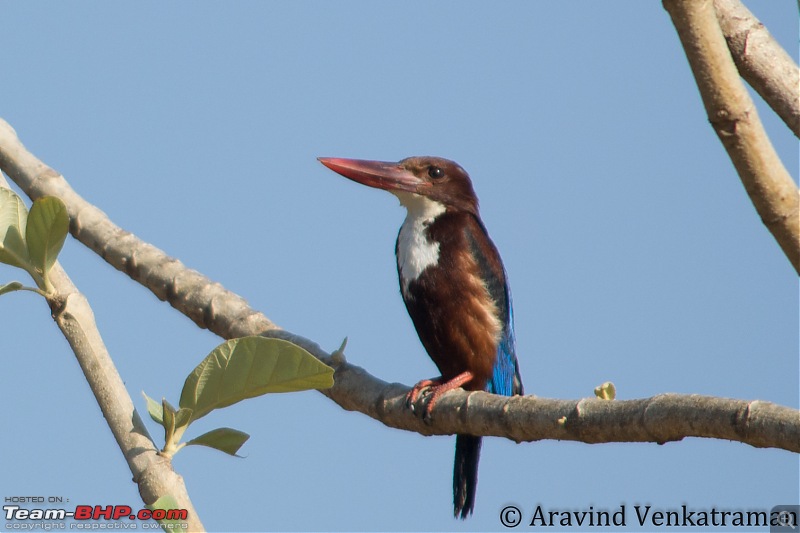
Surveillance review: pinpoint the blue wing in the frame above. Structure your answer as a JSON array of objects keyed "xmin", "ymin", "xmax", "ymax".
[{"xmin": 488, "ymin": 279, "xmax": 523, "ymax": 396}]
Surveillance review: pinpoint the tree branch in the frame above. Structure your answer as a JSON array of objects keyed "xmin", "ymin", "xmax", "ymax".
[
  {"xmin": 0, "ymin": 117, "xmax": 797, "ymax": 456},
  {"xmin": 714, "ymin": 0, "xmax": 800, "ymax": 138},
  {"xmin": 664, "ymin": 0, "xmax": 800, "ymax": 275},
  {"xmin": 0, "ymin": 173, "xmax": 204, "ymax": 532}
]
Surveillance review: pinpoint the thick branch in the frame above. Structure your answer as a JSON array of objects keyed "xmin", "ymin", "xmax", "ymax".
[
  {"xmin": 0, "ymin": 173, "xmax": 204, "ymax": 532},
  {"xmin": 714, "ymin": 0, "xmax": 800, "ymax": 138},
  {"xmin": 664, "ymin": 0, "xmax": 800, "ymax": 275},
  {"xmin": 295, "ymin": 341, "xmax": 799, "ymax": 452},
  {"xmin": 0, "ymin": 117, "xmax": 797, "ymax": 455}
]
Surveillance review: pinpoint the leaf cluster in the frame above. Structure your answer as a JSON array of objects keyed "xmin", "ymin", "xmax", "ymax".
[
  {"xmin": 0, "ymin": 188, "xmax": 68, "ymax": 296},
  {"xmin": 144, "ymin": 336, "xmax": 334, "ymax": 458}
]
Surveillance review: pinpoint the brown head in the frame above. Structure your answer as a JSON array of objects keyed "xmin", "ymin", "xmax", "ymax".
[{"xmin": 318, "ymin": 156, "xmax": 479, "ymax": 215}]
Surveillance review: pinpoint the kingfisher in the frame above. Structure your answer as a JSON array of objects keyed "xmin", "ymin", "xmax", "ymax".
[{"xmin": 318, "ymin": 156, "xmax": 523, "ymax": 519}]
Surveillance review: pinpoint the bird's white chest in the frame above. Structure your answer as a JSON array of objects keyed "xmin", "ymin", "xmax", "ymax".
[{"xmin": 394, "ymin": 194, "xmax": 446, "ymax": 296}]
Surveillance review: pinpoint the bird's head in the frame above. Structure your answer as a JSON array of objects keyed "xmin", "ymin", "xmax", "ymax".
[{"xmin": 318, "ymin": 156, "xmax": 479, "ymax": 215}]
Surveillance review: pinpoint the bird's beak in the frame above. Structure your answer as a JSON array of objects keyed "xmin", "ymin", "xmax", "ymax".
[{"xmin": 318, "ymin": 157, "xmax": 423, "ymax": 194}]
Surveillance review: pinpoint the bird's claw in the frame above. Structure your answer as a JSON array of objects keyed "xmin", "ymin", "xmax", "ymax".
[
  {"xmin": 406, "ymin": 371, "xmax": 475, "ymax": 423},
  {"xmin": 409, "ymin": 395, "xmax": 436, "ymax": 424},
  {"xmin": 405, "ymin": 378, "xmax": 440, "ymax": 421}
]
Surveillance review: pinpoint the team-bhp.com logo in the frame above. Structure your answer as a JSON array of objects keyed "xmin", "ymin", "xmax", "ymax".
[{"xmin": 4, "ymin": 504, "xmax": 188, "ymax": 523}]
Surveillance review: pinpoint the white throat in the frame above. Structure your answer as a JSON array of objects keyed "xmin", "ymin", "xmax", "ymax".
[{"xmin": 394, "ymin": 192, "xmax": 446, "ymax": 297}]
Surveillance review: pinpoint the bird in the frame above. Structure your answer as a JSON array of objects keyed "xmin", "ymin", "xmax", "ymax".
[{"xmin": 318, "ymin": 156, "xmax": 523, "ymax": 519}]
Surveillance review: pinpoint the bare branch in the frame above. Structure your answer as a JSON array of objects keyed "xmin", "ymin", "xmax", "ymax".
[
  {"xmin": 301, "ymin": 345, "xmax": 800, "ymax": 453},
  {"xmin": 714, "ymin": 0, "xmax": 800, "ymax": 138},
  {"xmin": 0, "ymin": 122, "xmax": 278, "ymax": 339},
  {"xmin": 664, "ymin": 0, "xmax": 800, "ymax": 275},
  {"xmin": 1, "ymin": 117, "xmax": 797, "ymax": 455},
  {"xmin": 0, "ymin": 173, "xmax": 204, "ymax": 532}
]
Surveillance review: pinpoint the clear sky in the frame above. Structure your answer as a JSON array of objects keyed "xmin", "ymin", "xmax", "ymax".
[{"xmin": 1, "ymin": 2, "xmax": 797, "ymax": 532}]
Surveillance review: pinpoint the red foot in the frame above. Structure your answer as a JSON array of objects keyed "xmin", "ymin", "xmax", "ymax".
[
  {"xmin": 406, "ymin": 377, "xmax": 442, "ymax": 406},
  {"xmin": 405, "ymin": 371, "xmax": 475, "ymax": 418}
]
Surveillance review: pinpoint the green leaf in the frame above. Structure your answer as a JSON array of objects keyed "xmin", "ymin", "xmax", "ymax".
[
  {"xmin": 185, "ymin": 427, "xmax": 250, "ymax": 456},
  {"xmin": 174, "ymin": 407, "xmax": 193, "ymax": 431},
  {"xmin": 0, "ymin": 281, "xmax": 24, "ymax": 296},
  {"xmin": 162, "ymin": 399, "xmax": 177, "ymax": 435},
  {"xmin": 142, "ymin": 392, "xmax": 164, "ymax": 425},
  {"xmin": 163, "ymin": 400, "xmax": 197, "ymax": 457},
  {"xmin": 179, "ymin": 336, "xmax": 334, "ymax": 422},
  {"xmin": 147, "ymin": 495, "xmax": 179, "ymax": 511},
  {"xmin": 26, "ymin": 196, "xmax": 69, "ymax": 278},
  {"xmin": 146, "ymin": 494, "xmax": 186, "ymax": 529},
  {"xmin": 162, "ymin": 397, "xmax": 178, "ymax": 415},
  {"xmin": 0, "ymin": 188, "xmax": 30, "ymax": 270}
]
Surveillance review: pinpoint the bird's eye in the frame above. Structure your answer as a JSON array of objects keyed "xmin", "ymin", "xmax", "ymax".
[{"xmin": 428, "ymin": 166, "xmax": 444, "ymax": 179}]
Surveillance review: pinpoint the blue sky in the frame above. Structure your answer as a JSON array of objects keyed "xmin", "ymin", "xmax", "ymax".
[{"xmin": 1, "ymin": 2, "xmax": 797, "ymax": 531}]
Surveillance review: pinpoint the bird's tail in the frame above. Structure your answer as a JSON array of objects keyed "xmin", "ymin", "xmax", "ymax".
[{"xmin": 453, "ymin": 434, "xmax": 482, "ymax": 519}]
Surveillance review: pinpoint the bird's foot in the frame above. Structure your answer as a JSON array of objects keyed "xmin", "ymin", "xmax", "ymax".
[
  {"xmin": 405, "ymin": 377, "xmax": 442, "ymax": 413},
  {"xmin": 405, "ymin": 372, "xmax": 475, "ymax": 423}
]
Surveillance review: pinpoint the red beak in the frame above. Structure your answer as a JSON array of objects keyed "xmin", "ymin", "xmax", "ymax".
[{"xmin": 318, "ymin": 157, "xmax": 423, "ymax": 194}]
